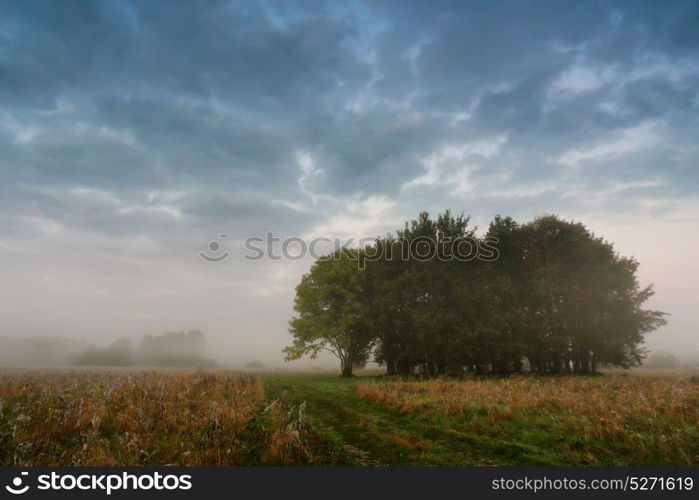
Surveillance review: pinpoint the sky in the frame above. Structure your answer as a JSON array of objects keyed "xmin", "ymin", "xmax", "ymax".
[{"xmin": 0, "ymin": 0, "xmax": 698, "ymax": 365}]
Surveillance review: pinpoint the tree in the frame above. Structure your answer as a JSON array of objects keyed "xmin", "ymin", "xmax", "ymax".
[
  {"xmin": 284, "ymin": 249, "xmax": 373, "ymax": 376},
  {"xmin": 134, "ymin": 330, "xmax": 215, "ymax": 366},
  {"xmin": 76, "ymin": 337, "xmax": 132, "ymax": 366},
  {"xmin": 367, "ymin": 210, "xmax": 477, "ymax": 376},
  {"xmin": 285, "ymin": 210, "xmax": 667, "ymax": 377},
  {"xmin": 517, "ymin": 215, "xmax": 667, "ymax": 373}
]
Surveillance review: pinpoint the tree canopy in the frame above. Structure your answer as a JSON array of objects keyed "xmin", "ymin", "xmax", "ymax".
[
  {"xmin": 284, "ymin": 249, "xmax": 373, "ymax": 376},
  {"xmin": 285, "ymin": 211, "xmax": 667, "ymax": 376}
]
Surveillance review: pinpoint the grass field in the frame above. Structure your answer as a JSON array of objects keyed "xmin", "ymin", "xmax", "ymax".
[
  {"xmin": 352, "ymin": 376, "xmax": 699, "ymax": 465},
  {"xmin": 0, "ymin": 371, "xmax": 315, "ymax": 466},
  {"xmin": 1, "ymin": 370, "xmax": 697, "ymax": 466}
]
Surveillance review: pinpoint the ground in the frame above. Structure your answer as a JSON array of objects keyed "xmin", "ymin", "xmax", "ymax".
[
  {"xmin": 265, "ymin": 374, "xmax": 506, "ymax": 466},
  {"xmin": 1, "ymin": 369, "xmax": 697, "ymax": 466},
  {"xmin": 263, "ymin": 373, "xmax": 699, "ymax": 466}
]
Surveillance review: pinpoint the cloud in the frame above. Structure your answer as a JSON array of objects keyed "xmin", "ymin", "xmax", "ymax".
[
  {"xmin": 303, "ymin": 195, "xmax": 396, "ymax": 240},
  {"xmin": 549, "ymin": 62, "xmax": 617, "ymax": 97},
  {"xmin": 557, "ymin": 120, "xmax": 662, "ymax": 167},
  {"xmin": 402, "ymin": 135, "xmax": 508, "ymax": 191}
]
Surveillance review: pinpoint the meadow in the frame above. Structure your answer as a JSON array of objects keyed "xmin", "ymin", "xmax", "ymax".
[
  {"xmin": 353, "ymin": 376, "xmax": 699, "ymax": 465},
  {"xmin": 0, "ymin": 370, "xmax": 314, "ymax": 466},
  {"xmin": 1, "ymin": 369, "xmax": 697, "ymax": 466}
]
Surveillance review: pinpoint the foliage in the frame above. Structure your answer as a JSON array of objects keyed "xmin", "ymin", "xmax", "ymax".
[
  {"xmin": 287, "ymin": 210, "xmax": 666, "ymax": 376},
  {"xmin": 76, "ymin": 338, "xmax": 133, "ymax": 366},
  {"xmin": 284, "ymin": 249, "xmax": 374, "ymax": 376},
  {"xmin": 75, "ymin": 331, "xmax": 216, "ymax": 367}
]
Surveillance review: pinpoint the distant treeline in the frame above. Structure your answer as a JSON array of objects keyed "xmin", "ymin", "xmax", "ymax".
[
  {"xmin": 285, "ymin": 211, "xmax": 667, "ymax": 377},
  {"xmin": 0, "ymin": 331, "xmax": 215, "ymax": 367},
  {"xmin": 76, "ymin": 330, "xmax": 216, "ymax": 367}
]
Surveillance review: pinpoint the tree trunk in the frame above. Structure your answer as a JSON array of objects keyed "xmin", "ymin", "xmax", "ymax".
[
  {"xmin": 398, "ymin": 359, "xmax": 413, "ymax": 376},
  {"xmin": 340, "ymin": 358, "xmax": 353, "ymax": 377},
  {"xmin": 552, "ymin": 356, "xmax": 562, "ymax": 375},
  {"xmin": 580, "ymin": 350, "xmax": 590, "ymax": 375},
  {"xmin": 513, "ymin": 358, "xmax": 523, "ymax": 374}
]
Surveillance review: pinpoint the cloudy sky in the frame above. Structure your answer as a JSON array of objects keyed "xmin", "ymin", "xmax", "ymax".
[{"xmin": 1, "ymin": 0, "xmax": 697, "ymax": 364}]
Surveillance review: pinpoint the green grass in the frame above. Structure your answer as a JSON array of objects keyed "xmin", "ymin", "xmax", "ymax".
[
  {"xmin": 262, "ymin": 374, "xmax": 698, "ymax": 466},
  {"xmin": 264, "ymin": 374, "xmax": 561, "ymax": 465}
]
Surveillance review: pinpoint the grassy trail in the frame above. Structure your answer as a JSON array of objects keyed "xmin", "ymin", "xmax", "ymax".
[{"xmin": 262, "ymin": 374, "xmax": 564, "ymax": 466}]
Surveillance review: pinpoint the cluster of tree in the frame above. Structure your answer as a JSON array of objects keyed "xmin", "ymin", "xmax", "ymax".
[
  {"xmin": 284, "ymin": 211, "xmax": 667, "ymax": 377},
  {"xmin": 76, "ymin": 330, "xmax": 216, "ymax": 367},
  {"xmin": 77, "ymin": 337, "xmax": 133, "ymax": 366}
]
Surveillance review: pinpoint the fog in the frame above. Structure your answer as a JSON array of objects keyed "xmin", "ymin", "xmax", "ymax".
[{"xmin": 0, "ymin": 1, "xmax": 697, "ymax": 368}]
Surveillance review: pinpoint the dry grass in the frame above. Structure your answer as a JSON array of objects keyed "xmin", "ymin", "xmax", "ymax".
[
  {"xmin": 354, "ymin": 375, "xmax": 699, "ymax": 465},
  {"xmin": 0, "ymin": 370, "xmax": 313, "ymax": 466},
  {"xmin": 259, "ymin": 397, "xmax": 314, "ymax": 464}
]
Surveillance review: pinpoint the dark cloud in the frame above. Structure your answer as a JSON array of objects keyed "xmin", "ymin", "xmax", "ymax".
[{"xmin": 2, "ymin": 0, "xmax": 697, "ymax": 211}]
